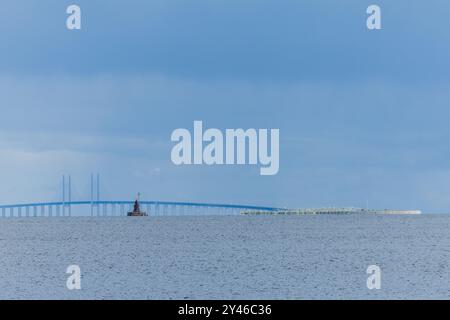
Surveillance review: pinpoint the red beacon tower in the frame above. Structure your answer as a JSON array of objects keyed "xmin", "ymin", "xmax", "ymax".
[{"xmin": 127, "ymin": 193, "xmax": 147, "ymax": 216}]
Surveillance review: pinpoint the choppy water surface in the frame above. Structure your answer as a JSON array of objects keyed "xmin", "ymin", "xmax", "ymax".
[{"xmin": 1, "ymin": 214, "xmax": 450, "ymax": 299}]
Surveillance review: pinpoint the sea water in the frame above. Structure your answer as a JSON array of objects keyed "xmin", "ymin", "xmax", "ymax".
[{"xmin": 1, "ymin": 214, "xmax": 449, "ymax": 299}]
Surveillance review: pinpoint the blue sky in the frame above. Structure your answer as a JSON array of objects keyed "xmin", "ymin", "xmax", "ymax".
[{"xmin": 1, "ymin": 1, "xmax": 450, "ymax": 212}]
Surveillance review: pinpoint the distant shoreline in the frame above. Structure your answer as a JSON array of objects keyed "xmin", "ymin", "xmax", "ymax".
[{"xmin": 242, "ymin": 208, "xmax": 422, "ymax": 215}]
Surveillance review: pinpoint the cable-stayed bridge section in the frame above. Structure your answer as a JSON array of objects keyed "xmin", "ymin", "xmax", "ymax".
[
  {"xmin": 0, "ymin": 200, "xmax": 281, "ymax": 218},
  {"xmin": 0, "ymin": 175, "xmax": 282, "ymax": 217}
]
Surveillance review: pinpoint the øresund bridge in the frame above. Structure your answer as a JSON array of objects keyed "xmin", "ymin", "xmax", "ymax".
[{"xmin": 0, "ymin": 175, "xmax": 282, "ymax": 218}]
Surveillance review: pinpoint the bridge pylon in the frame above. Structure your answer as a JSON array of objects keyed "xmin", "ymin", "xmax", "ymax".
[
  {"xmin": 62, "ymin": 174, "xmax": 72, "ymax": 216},
  {"xmin": 90, "ymin": 173, "xmax": 100, "ymax": 216}
]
